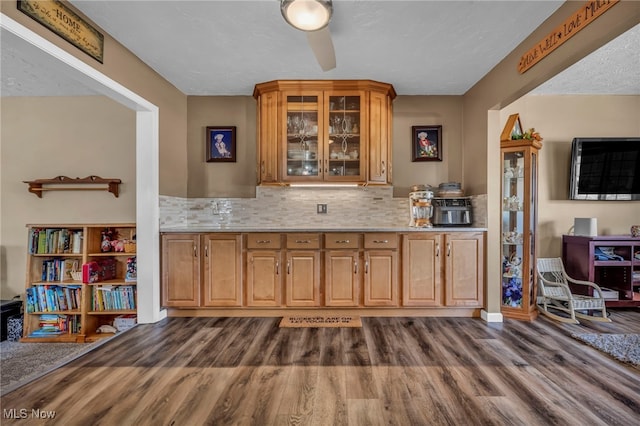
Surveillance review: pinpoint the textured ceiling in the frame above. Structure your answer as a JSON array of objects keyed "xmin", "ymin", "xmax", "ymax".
[{"xmin": 1, "ymin": 1, "xmax": 638, "ymax": 98}]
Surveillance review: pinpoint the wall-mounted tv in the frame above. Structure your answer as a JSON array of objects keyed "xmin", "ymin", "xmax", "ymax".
[{"xmin": 569, "ymin": 137, "xmax": 640, "ymax": 201}]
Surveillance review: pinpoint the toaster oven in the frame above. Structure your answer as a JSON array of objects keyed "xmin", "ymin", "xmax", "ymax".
[{"xmin": 432, "ymin": 198, "xmax": 473, "ymax": 226}]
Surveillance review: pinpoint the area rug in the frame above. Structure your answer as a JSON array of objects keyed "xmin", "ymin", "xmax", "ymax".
[
  {"xmin": 571, "ymin": 333, "xmax": 640, "ymax": 368},
  {"xmin": 279, "ymin": 315, "xmax": 362, "ymax": 328},
  {"xmin": 0, "ymin": 337, "xmax": 114, "ymax": 396}
]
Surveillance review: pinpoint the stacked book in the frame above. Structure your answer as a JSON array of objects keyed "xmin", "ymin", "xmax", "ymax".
[{"xmin": 28, "ymin": 314, "xmax": 79, "ymax": 337}]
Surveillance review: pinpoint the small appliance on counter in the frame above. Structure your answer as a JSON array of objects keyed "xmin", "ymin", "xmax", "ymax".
[
  {"xmin": 432, "ymin": 197, "xmax": 473, "ymax": 226},
  {"xmin": 435, "ymin": 182, "xmax": 465, "ymax": 198},
  {"xmin": 409, "ymin": 184, "xmax": 434, "ymax": 228}
]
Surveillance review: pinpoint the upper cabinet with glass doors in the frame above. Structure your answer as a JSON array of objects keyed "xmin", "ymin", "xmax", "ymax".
[{"xmin": 253, "ymin": 80, "xmax": 396, "ymax": 185}]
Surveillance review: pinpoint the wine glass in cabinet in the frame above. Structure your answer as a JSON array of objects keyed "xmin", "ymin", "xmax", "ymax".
[{"xmin": 283, "ymin": 92, "xmax": 322, "ymax": 181}]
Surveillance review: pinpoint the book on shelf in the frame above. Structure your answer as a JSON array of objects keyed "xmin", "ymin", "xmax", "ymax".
[
  {"xmin": 93, "ymin": 285, "xmax": 137, "ymax": 311},
  {"xmin": 28, "ymin": 228, "xmax": 83, "ymax": 255},
  {"xmin": 26, "ymin": 284, "xmax": 81, "ymax": 313},
  {"xmin": 39, "ymin": 258, "xmax": 80, "ymax": 282}
]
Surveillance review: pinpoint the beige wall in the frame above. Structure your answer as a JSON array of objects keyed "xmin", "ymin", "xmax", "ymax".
[
  {"xmin": 1, "ymin": 2, "xmax": 186, "ymax": 299},
  {"xmin": 0, "ymin": 2, "xmax": 188, "ymax": 197},
  {"xmin": 503, "ymin": 95, "xmax": 640, "ymax": 258},
  {"xmin": 462, "ymin": 1, "xmax": 639, "ymax": 315},
  {"xmin": 186, "ymin": 96, "xmax": 257, "ymax": 198},
  {"xmin": 0, "ymin": 96, "xmax": 136, "ymax": 298},
  {"xmin": 392, "ymin": 96, "xmax": 463, "ymax": 196},
  {"xmin": 184, "ymin": 94, "xmax": 465, "ymax": 198}
]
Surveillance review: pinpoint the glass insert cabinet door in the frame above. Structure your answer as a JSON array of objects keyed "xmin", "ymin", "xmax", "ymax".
[
  {"xmin": 325, "ymin": 94, "xmax": 363, "ymax": 181},
  {"xmin": 284, "ymin": 94, "xmax": 322, "ymax": 181},
  {"xmin": 501, "ymin": 140, "xmax": 540, "ymax": 321}
]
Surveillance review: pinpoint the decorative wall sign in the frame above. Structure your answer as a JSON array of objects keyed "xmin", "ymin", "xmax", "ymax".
[
  {"xmin": 517, "ymin": 0, "xmax": 619, "ymax": 74},
  {"xmin": 18, "ymin": 0, "xmax": 104, "ymax": 63},
  {"xmin": 206, "ymin": 126, "xmax": 237, "ymax": 162},
  {"xmin": 412, "ymin": 125, "xmax": 442, "ymax": 162}
]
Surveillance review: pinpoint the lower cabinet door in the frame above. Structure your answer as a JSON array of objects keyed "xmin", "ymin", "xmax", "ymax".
[
  {"xmin": 444, "ymin": 232, "xmax": 484, "ymax": 307},
  {"xmin": 325, "ymin": 250, "xmax": 360, "ymax": 306},
  {"xmin": 402, "ymin": 234, "xmax": 443, "ymax": 307},
  {"xmin": 247, "ymin": 250, "xmax": 283, "ymax": 306},
  {"xmin": 285, "ymin": 250, "xmax": 321, "ymax": 307},
  {"xmin": 202, "ymin": 234, "xmax": 243, "ymax": 307},
  {"xmin": 161, "ymin": 234, "xmax": 201, "ymax": 307},
  {"xmin": 364, "ymin": 250, "xmax": 398, "ymax": 306}
]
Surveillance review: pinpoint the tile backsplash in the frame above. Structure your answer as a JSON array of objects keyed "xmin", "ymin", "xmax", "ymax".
[{"xmin": 160, "ymin": 186, "xmax": 487, "ymax": 229}]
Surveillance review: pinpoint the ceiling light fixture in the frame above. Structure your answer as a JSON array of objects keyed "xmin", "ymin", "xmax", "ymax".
[{"xmin": 280, "ymin": 0, "xmax": 333, "ymax": 32}]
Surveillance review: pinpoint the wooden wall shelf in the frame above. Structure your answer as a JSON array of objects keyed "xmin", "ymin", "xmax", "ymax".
[{"xmin": 24, "ymin": 176, "xmax": 122, "ymax": 198}]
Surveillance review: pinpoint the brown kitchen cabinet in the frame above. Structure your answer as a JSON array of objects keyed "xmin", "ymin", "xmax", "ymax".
[
  {"xmin": 367, "ymin": 90, "xmax": 392, "ymax": 183},
  {"xmin": 444, "ymin": 232, "xmax": 484, "ymax": 307},
  {"xmin": 402, "ymin": 232, "xmax": 484, "ymax": 307},
  {"xmin": 324, "ymin": 233, "xmax": 362, "ymax": 306},
  {"xmin": 256, "ymin": 90, "xmax": 279, "ymax": 183},
  {"xmin": 402, "ymin": 233, "xmax": 443, "ymax": 307},
  {"xmin": 363, "ymin": 233, "xmax": 398, "ymax": 306},
  {"xmin": 161, "ymin": 233, "xmax": 201, "ymax": 307},
  {"xmin": 160, "ymin": 230, "xmax": 485, "ymax": 314},
  {"xmin": 202, "ymin": 234, "xmax": 243, "ymax": 307},
  {"xmin": 253, "ymin": 80, "xmax": 396, "ymax": 185},
  {"xmin": 161, "ymin": 233, "xmax": 243, "ymax": 308},
  {"xmin": 246, "ymin": 233, "xmax": 283, "ymax": 307},
  {"xmin": 285, "ymin": 234, "xmax": 322, "ymax": 307}
]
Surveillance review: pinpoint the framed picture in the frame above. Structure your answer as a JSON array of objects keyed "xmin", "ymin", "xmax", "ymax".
[
  {"xmin": 412, "ymin": 125, "xmax": 442, "ymax": 162},
  {"xmin": 206, "ymin": 126, "xmax": 236, "ymax": 162}
]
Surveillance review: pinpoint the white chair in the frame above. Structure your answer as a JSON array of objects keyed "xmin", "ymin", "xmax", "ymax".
[{"xmin": 536, "ymin": 257, "xmax": 611, "ymax": 324}]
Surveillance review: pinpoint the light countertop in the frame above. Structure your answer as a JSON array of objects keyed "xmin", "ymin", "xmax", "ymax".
[{"xmin": 160, "ymin": 225, "xmax": 487, "ymax": 233}]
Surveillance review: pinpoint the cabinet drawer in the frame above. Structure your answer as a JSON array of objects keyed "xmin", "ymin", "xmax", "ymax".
[
  {"xmin": 325, "ymin": 233, "xmax": 361, "ymax": 249},
  {"xmin": 364, "ymin": 233, "xmax": 398, "ymax": 249},
  {"xmin": 286, "ymin": 233, "xmax": 321, "ymax": 249},
  {"xmin": 247, "ymin": 233, "xmax": 282, "ymax": 249}
]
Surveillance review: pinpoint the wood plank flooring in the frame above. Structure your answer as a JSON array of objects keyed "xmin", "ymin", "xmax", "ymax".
[{"xmin": 2, "ymin": 310, "xmax": 639, "ymax": 425}]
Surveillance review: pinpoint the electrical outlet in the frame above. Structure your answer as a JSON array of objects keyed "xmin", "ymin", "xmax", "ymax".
[
  {"xmin": 317, "ymin": 204, "xmax": 327, "ymax": 214},
  {"xmin": 211, "ymin": 201, "xmax": 219, "ymax": 215}
]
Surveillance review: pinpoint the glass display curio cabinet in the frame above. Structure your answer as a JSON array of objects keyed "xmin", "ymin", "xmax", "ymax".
[{"xmin": 500, "ymin": 113, "xmax": 543, "ymax": 320}]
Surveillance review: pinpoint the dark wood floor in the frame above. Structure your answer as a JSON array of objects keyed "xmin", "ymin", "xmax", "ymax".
[{"xmin": 2, "ymin": 310, "xmax": 639, "ymax": 425}]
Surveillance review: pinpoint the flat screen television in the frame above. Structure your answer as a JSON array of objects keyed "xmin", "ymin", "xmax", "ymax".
[{"xmin": 569, "ymin": 137, "xmax": 640, "ymax": 200}]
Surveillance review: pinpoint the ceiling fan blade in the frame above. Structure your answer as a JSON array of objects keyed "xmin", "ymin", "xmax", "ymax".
[{"xmin": 306, "ymin": 27, "xmax": 336, "ymax": 71}]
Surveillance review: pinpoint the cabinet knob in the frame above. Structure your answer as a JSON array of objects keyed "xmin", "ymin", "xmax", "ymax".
[
  {"xmin": 276, "ymin": 260, "xmax": 279, "ymax": 275},
  {"xmin": 447, "ymin": 243, "xmax": 451, "ymax": 257},
  {"xmin": 256, "ymin": 240, "xmax": 271, "ymax": 244},
  {"xmin": 365, "ymin": 261, "xmax": 369, "ymax": 274},
  {"xmin": 436, "ymin": 243, "xmax": 440, "ymax": 257},
  {"xmin": 287, "ymin": 260, "xmax": 291, "ymax": 274},
  {"xmin": 335, "ymin": 240, "xmax": 350, "ymax": 244},
  {"xmin": 193, "ymin": 245, "xmax": 197, "ymax": 258},
  {"xmin": 373, "ymin": 240, "xmax": 389, "ymax": 244},
  {"xmin": 205, "ymin": 245, "xmax": 208, "ymax": 257},
  {"xmin": 295, "ymin": 240, "xmax": 311, "ymax": 244}
]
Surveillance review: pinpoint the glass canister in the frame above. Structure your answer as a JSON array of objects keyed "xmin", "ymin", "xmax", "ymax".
[{"xmin": 409, "ymin": 188, "xmax": 434, "ymax": 227}]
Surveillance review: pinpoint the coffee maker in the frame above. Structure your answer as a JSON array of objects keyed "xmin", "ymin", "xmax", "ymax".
[{"xmin": 409, "ymin": 185, "xmax": 434, "ymax": 227}]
